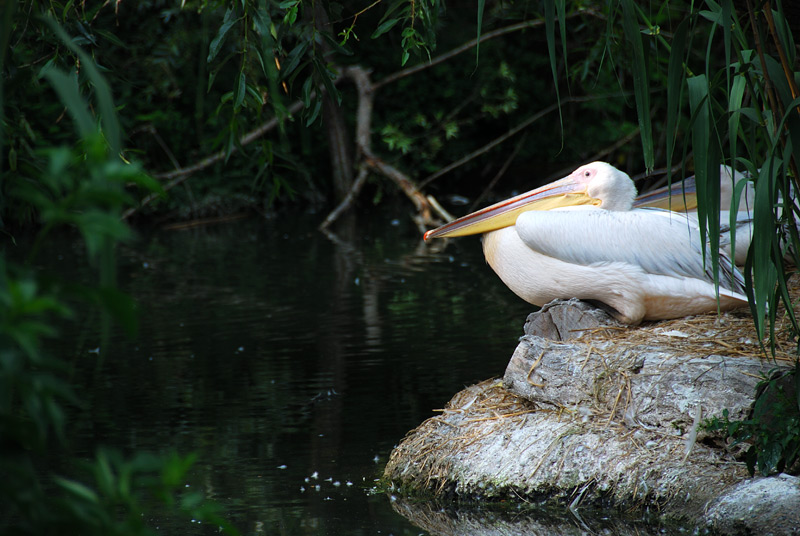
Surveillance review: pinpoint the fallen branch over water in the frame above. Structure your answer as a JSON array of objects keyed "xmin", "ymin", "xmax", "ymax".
[{"xmin": 319, "ymin": 65, "xmax": 448, "ymax": 232}]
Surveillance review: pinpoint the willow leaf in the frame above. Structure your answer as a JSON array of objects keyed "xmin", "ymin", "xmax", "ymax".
[
  {"xmin": 689, "ymin": 76, "xmax": 721, "ymax": 298},
  {"xmin": 44, "ymin": 16, "xmax": 120, "ymax": 155},
  {"xmin": 372, "ymin": 18, "xmax": 400, "ymax": 39},
  {"xmin": 751, "ymin": 162, "xmax": 780, "ymax": 341},
  {"xmin": 208, "ymin": 8, "xmax": 236, "ymax": 63},
  {"xmin": 283, "ymin": 40, "xmax": 310, "ymax": 78},
  {"xmin": 728, "ymin": 174, "xmax": 752, "ymax": 265},
  {"xmin": 39, "ymin": 68, "xmax": 94, "ymax": 140},
  {"xmin": 544, "ymin": 0, "xmax": 563, "ymax": 140},
  {"xmin": 556, "ymin": 0, "xmax": 567, "ymax": 78},
  {"xmin": 666, "ymin": 18, "xmax": 690, "ymax": 182},
  {"xmin": 771, "ymin": 8, "xmax": 796, "ymax": 64},
  {"xmin": 728, "ymin": 74, "xmax": 746, "ymax": 173},
  {"xmin": 475, "ymin": 0, "xmax": 484, "ymax": 65},
  {"xmin": 621, "ymin": 0, "xmax": 653, "ymax": 171},
  {"xmin": 234, "ymin": 72, "xmax": 246, "ymax": 111},
  {"xmin": 312, "ymin": 57, "xmax": 341, "ymax": 106},
  {"xmin": 688, "ymin": 75, "xmax": 710, "ymax": 261},
  {"xmin": 721, "ymin": 0, "xmax": 732, "ymax": 94}
]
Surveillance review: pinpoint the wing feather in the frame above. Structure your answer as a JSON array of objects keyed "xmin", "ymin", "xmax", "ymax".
[{"xmin": 515, "ymin": 208, "xmax": 745, "ymax": 293}]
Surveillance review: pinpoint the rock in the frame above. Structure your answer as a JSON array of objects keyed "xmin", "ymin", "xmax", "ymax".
[
  {"xmin": 704, "ymin": 473, "xmax": 800, "ymax": 534},
  {"xmin": 384, "ymin": 378, "xmax": 747, "ymax": 524},
  {"xmin": 504, "ymin": 328, "xmax": 768, "ymax": 432},
  {"xmin": 384, "ymin": 299, "xmax": 800, "ymax": 533},
  {"xmin": 522, "ymin": 298, "xmax": 619, "ymax": 341}
]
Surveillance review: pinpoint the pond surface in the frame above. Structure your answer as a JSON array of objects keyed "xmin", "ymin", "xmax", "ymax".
[{"xmin": 44, "ymin": 207, "xmax": 690, "ymax": 535}]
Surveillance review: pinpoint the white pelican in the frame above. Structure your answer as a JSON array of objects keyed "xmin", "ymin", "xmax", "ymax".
[{"xmin": 423, "ymin": 162, "xmax": 748, "ymax": 325}]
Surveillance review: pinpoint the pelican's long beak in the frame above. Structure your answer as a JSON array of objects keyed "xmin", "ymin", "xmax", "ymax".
[
  {"xmin": 633, "ymin": 175, "xmax": 698, "ymax": 212},
  {"xmin": 423, "ymin": 174, "xmax": 600, "ymax": 240}
]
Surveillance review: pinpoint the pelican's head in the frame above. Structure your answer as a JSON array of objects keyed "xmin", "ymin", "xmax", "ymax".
[
  {"xmin": 423, "ymin": 161, "xmax": 636, "ymax": 240},
  {"xmin": 578, "ymin": 162, "xmax": 637, "ymax": 212}
]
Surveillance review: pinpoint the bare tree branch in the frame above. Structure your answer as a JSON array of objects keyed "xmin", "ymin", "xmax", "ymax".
[
  {"xmin": 469, "ymin": 131, "xmax": 529, "ymax": 212},
  {"xmin": 318, "ymin": 166, "xmax": 369, "ymax": 230},
  {"xmin": 418, "ymin": 102, "xmax": 560, "ymax": 190},
  {"xmin": 122, "ymin": 98, "xmax": 309, "ymax": 220},
  {"xmin": 373, "ymin": 11, "xmax": 596, "ymax": 91},
  {"xmin": 545, "ymin": 127, "xmax": 641, "ymax": 183},
  {"xmin": 319, "ymin": 65, "xmax": 453, "ymax": 231},
  {"xmin": 418, "ymin": 93, "xmax": 629, "ymax": 190}
]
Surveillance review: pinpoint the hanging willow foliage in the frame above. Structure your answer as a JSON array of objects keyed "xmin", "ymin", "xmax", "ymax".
[{"xmin": 541, "ymin": 0, "xmax": 800, "ymax": 351}]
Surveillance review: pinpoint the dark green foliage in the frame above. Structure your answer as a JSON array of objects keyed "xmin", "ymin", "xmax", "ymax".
[
  {"xmin": 705, "ymin": 364, "xmax": 800, "ymax": 476},
  {"xmin": 0, "ymin": 13, "xmax": 237, "ymax": 535},
  {"xmin": 661, "ymin": 2, "xmax": 800, "ymax": 346},
  {"xmin": 3, "ymin": 1, "xmax": 645, "ymax": 217}
]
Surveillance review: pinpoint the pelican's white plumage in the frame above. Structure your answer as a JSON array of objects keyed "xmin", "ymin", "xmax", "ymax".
[
  {"xmin": 424, "ymin": 162, "xmax": 748, "ymax": 325},
  {"xmin": 484, "ymin": 208, "xmax": 746, "ymax": 323},
  {"xmin": 633, "ymin": 166, "xmax": 756, "ymax": 265}
]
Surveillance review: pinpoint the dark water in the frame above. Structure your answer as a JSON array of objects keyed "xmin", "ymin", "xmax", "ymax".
[
  {"xmin": 40, "ymin": 208, "xmax": 694, "ymax": 535},
  {"xmin": 44, "ymin": 208, "xmax": 536, "ymax": 535}
]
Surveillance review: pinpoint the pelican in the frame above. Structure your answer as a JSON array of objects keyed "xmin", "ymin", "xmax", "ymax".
[{"xmin": 423, "ymin": 162, "xmax": 748, "ymax": 325}]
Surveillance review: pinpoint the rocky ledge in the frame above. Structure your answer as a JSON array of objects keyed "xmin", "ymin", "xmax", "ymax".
[{"xmin": 383, "ymin": 299, "xmax": 800, "ymax": 534}]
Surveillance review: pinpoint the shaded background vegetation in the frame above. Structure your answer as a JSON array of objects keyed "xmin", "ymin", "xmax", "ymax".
[
  {"xmin": 2, "ymin": 0, "xmax": 800, "ymax": 533},
  {"xmin": 3, "ymin": 0, "xmax": 647, "ymax": 223}
]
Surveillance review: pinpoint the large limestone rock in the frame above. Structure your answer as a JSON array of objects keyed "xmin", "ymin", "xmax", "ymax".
[
  {"xmin": 384, "ymin": 299, "xmax": 800, "ymax": 533},
  {"xmin": 505, "ymin": 299, "xmax": 767, "ymax": 434}
]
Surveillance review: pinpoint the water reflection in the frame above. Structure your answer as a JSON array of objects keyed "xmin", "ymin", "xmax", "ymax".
[
  {"xmin": 48, "ymin": 208, "xmax": 532, "ymax": 534},
  {"xmin": 390, "ymin": 498, "xmax": 688, "ymax": 536}
]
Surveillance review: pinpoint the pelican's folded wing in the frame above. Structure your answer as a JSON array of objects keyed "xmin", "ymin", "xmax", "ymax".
[{"xmin": 515, "ymin": 209, "xmax": 745, "ymax": 294}]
